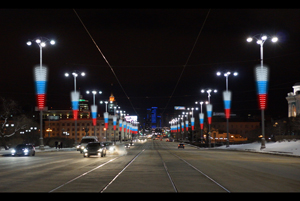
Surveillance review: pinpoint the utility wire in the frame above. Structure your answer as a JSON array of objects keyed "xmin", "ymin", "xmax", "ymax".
[
  {"xmin": 162, "ymin": 8, "xmax": 211, "ymax": 115},
  {"xmin": 73, "ymin": 9, "xmax": 138, "ymax": 116}
]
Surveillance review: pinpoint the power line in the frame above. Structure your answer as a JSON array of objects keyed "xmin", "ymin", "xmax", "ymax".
[
  {"xmin": 73, "ymin": 9, "xmax": 138, "ymax": 116},
  {"xmin": 162, "ymin": 8, "xmax": 211, "ymax": 115}
]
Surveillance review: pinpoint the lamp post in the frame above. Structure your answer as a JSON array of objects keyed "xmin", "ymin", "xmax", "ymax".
[
  {"xmin": 195, "ymin": 101, "xmax": 206, "ymax": 143},
  {"xmin": 247, "ymin": 34, "xmax": 278, "ymax": 149},
  {"xmin": 27, "ymin": 37, "xmax": 55, "ymax": 150},
  {"xmin": 187, "ymin": 107, "xmax": 197, "ymax": 142},
  {"xmin": 201, "ymin": 88, "xmax": 217, "ymax": 147},
  {"xmin": 216, "ymin": 71, "xmax": 238, "ymax": 147},
  {"xmin": 100, "ymin": 100, "xmax": 109, "ymax": 141},
  {"xmin": 65, "ymin": 71, "xmax": 85, "ymax": 145},
  {"xmin": 86, "ymin": 90, "xmax": 102, "ymax": 136}
]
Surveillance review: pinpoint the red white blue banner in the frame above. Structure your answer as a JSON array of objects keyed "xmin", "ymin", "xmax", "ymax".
[
  {"xmin": 91, "ymin": 105, "xmax": 97, "ymax": 126},
  {"xmin": 104, "ymin": 112, "xmax": 109, "ymax": 129},
  {"xmin": 255, "ymin": 66, "xmax": 269, "ymax": 110},
  {"xmin": 71, "ymin": 91, "xmax": 80, "ymax": 120},
  {"xmin": 223, "ymin": 91, "xmax": 231, "ymax": 119},
  {"xmin": 34, "ymin": 66, "xmax": 47, "ymax": 110},
  {"xmin": 206, "ymin": 104, "xmax": 213, "ymax": 124}
]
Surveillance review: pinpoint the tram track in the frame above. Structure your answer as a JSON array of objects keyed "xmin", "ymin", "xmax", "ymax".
[{"xmin": 154, "ymin": 140, "xmax": 230, "ymax": 193}]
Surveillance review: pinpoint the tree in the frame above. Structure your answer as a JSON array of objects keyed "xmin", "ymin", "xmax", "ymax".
[{"xmin": 0, "ymin": 98, "xmax": 32, "ymax": 150}]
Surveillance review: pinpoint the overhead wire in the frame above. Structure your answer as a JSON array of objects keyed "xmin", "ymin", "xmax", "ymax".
[
  {"xmin": 161, "ymin": 9, "xmax": 211, "ymax": 115},
  {"xmin": 73, "ymin": 9, "xmax": 139, "ymax": 116}
]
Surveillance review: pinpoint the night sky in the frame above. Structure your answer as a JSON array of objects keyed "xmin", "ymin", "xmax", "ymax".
[{"xmin": 1, "ymin": 9, "xmax": 300, "ymax": 122}]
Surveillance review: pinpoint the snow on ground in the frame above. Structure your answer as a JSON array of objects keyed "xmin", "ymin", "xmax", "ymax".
[{"xmin": 216, "ymin": 140, "xmax": 300, "ymax": 156}]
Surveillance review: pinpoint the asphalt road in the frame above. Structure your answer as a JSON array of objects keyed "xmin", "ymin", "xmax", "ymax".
[{"xmin": 0, "ymin": 140, "xmax": 300, "ymax": 192}]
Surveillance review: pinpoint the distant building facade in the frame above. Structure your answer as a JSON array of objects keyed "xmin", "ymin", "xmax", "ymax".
[{"xmin": 286, "ymin": 82, "xmax": 300, "ymax": 117}]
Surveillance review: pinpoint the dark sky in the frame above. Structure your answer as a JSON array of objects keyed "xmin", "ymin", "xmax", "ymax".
[{"xmin": 1, "ymin": 9, "xmax": 300, "ymax": 122}]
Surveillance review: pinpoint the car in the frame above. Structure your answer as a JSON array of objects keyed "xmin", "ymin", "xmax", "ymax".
[
  {"xmin": 11, "ymin": 144, "xmax": 35, "ymax": 156},
  {"xmin": 83, "ymin": 142, "xmax": 106, "ymax": 158},
  {"xmin": 178, "ymin": 143, "xmax": 185, "ymax": 149},
  {"xmin": 77, "ymin": 136, "xmax": 98, "ymax": 153},
  {"xmin": 124, "ymin": 143, "xmax": 130, "ymax": 149},
  {"xmin": 103, "ymin": 141, "xmax": 116, "ymax": 153}
]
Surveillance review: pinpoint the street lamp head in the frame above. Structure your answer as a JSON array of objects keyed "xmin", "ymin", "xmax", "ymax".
[
  {"xmin": 64, "ymin": 73, "xmax": 69, "ymax": 77},
  {"xmin": 261, "ymin": 35, "xmax": 267, "ymax": 40},
  {"xmin": 201, "ymin": 89, "xmax": 205, "ymax": 93},
  {"xmin": 81, "ymin": 72, "xmax": 85, "ymax": 76},
  {"xmin": 271, "ymin": 37, "xmax": 278, "ymax": 43},
  {"xmin": 40, "ymin": 42, "xmax": 46, "ymax": 47},
  {"xmin": 246, "ymin": 37, "xmax": 253, "ymax": 42},
  {"xmin": 35, "ymin": 39, "xmax": 41, "ymax": 44},
  {"xmin": 86, "ymin": 90, "xmax": 90, "ymax": 94},
  {"xmin": 92, "ymin": 90, "xmax": 97, "ymax": 95},
  {"xmin": 233, "ymin": 72, "xmax": 238, "ymax": 76},
  {"xmin": 26, "ymin": 41, "xmax": 32, "ymax": 46},
  {"xmin": 216, "ymin": 71, "xmax": 221, "ymax": 76},
  {"xmin": 100, "ymin": 101, "xmax": 103, "ymax": 104},
  {"xmin": 50, "ymin": 40, "xmax": 55, "ymax": 45},
  {"xmin": 99, "ymin": 91, "xmax": 102, "ymax": 94},
  {"xmin": 256, "ymin": 40, "xmax": 262, "ymax": 44},
  {"xmin": 213, "ymin": 89, "xmax": 218, "ymax": 93}
]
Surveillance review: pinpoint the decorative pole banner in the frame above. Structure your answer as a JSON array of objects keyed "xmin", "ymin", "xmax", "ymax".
[
  {"xmin": 127, "ymin": 123, "xmax": 130, "ymax": 134},
  {"xmin": 177, "ymin": 123, "xmax": 180, "ymax": 133},
  {"xmin": 104, "ymin": 112, "xmax": 109, "ymax": 129},
  {"xmin": 34, "ymin": 66, "xmax": 48, "ymax": 110},
  {"xmin": 71, "ymin": 91, "xmax": 80, "ymax": 120},
  {"xmin": 119, "ymin": 119, "xmax": 122, "ymax": 130},
  {"xmin": 123, "ymin": 121, "xmax": 127, "ymax": 133},
  {"xmin": 199, "ymin": 113, "xmax": 204, "ymax": 129},
  {"xmin": 206, "ymin": 104, "xmax": 213, "ymax": 124},
  {"xmin": 132, "ymin": 124, "xmax": 138, "ymax": 134},
  {"xmin": 91, "ymin": 105, "xmax": 97, "ymax": 126},
  {"xmin": 255, "ymin": 66, "xmax": 269, "ymax": 110},
  {"xmin": 113, "ymin": 116, "xmax": 117, "ymax": 131},
  {"xmin": 191, "ymin": 117, "xmax": 195, "ymax": 131},
  {"xmin": 185, "ymin": 120, "xmax": 189, "ymax": 131},
  {"xmin": 181, "ymin": 122, "xmax": 184, "ymax": 132},
  {"xmin": 223, "ymin": 91, "xmax": 232, "ymax": 119}
]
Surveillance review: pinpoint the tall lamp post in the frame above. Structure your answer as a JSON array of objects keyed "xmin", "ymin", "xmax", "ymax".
[
  {"xmin": 86, "ymin": 90, "xmax": 102, "ymax": 136},
  {"xmin": 195, "ymin": 101, "xmax": 206, "ymax": 143},
  {"xmin": 201, "ymin": 88, "xmax": 217, "ymax": 147},
  {"xmin": 247, "ymin": 34, "xmax": 278, "ymax": 149},
  {"xmin": 27, "ymin": 37, "xmax": 55, "ymax": 150},
  {"xmin": 65, "ymin": 71, "xmax": 85, "ymax": 145},
  {"xmin": 216, "ymin": 71, "xmax": 238, "ymax": 147}
]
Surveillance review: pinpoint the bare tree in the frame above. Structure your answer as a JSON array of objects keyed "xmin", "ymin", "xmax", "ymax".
[{"xmin": 0, "ymin": 98, "xmax": 31, "ymax": 149}]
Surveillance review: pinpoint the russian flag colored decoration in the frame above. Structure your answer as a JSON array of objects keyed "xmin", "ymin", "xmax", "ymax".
[
  {"xmin": 191, "ymin": 117, "xmax": 195, "ymax": 131},
  {"xmin": 91, "ymin": 105, "xmax": 97, "ymax": 126},
  {"xmin": 199, "ymin": 113, "xmax": 204, "ymax": 129},
  {"xmin": 206, "ymin": 104, "xmax": 213, "ymax": 124},
  {"xmin": 132, "ymin": 124, "xmax": 138, "ymax": 134},
  {"xmin": 181, "ymin": 122, "xmax": 184, "ymax": 132},
  {"xmin": 119, "ymin": 119, "xmax": 122, "ymax": 131},
  {"xmin": 255, "ymin": 66, "xmax": 269, "ymax": 110},
  {"xmin": 71, "ymin": 91, "xmax": 80, "ymax": 120},
  {"xmin": 185, "ymin": 120, "xmax": 189, "ymax": 131},
  {"xmin": 104, "ymin": 112, "xmax": 109, "ymax": 129},
  {"xmin": 223, "ymin": 91, "xmax": 232, "ymax": 119},
  {"xmin": 113, "ymin": 116, "xmax": 117, "ymax": 131},
  {"xmin": 177, "ymin": 123, "xmax": 180, "ymax": 133},
  {"xmin": 34, "ymin": 66, "xmax": 47, "ymax": 110},
  {"xmin": 123, "ymin": 121, "xmax": 126, "ymax": 133}
]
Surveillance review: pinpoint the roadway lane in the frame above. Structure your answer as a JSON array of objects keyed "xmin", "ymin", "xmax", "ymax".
[{"xmin": 0, "ymin": 140, "xmax": 299, "ymax": 192}]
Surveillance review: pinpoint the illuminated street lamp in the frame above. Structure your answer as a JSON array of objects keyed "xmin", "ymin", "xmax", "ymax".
[
  {"xmin": 65, "ymin": 70, "xmax": 85, "ymax": 145},
  {"xmin": 195, "ymin": 101, "xmax": 207, "ymax": 143},
  {"xmin": 27, "ymin": 37, "xmax": 55, "ymax": 150},
  {"xmin": 216, "ymin": 71, "xmax": 238, "ymax": 147},
  {"xmin": 86, "ymin": 90, "xmax": 102, "ymax": 136},
  {"xmin": 201, "ymin": 88, "xmax": 217, "ymax": 147},
  {"xmin": 247, "ymin": 34, "xmax": 278, "ymax": 149}
]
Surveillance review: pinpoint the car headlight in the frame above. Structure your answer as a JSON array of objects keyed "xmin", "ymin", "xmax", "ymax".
[
  {"xmin": 81, "ymin": 146, "xmax": 84, "ymax": 150},
  {"xmin": 24, "ymin": 149, "xmax": 29, "ymax": 153},
  {"xmin": 98, "ymin": 148, "xmax": 103, "ymax": 152},
  {"xmin": 109, "ymin": 147, "xmax": 114, "ymax": 151},
  {"xmin": 76, "ymin": 145, "xmax": 80, "ymax": 149},
  {"xmin": 11, "ymin": 149, "xmax": 16, "ymax": 154},
  {"xmin": 83, "ymin": 148, "xmax": 87, "ymax": 152}
]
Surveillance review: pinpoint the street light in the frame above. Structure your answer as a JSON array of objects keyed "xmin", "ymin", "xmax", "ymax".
[
  {"xmin": 201, "ymin": 88, "xmax": 217, "ymax": 147},
  {"xmin": 216, "ymin": 70, "xmax": 238, "ymax": 147},
  {"xmin": 86, "ymin": 90, "xmax": 102, "ymax": 136},
  {"xmin": 247, "ymin": 33, "xmax": 278, "ymax": 149},
  {"xmin": 65, "ymin": 70, "xmax": 85, "ymax": 145},
  {"xmin": 27, "ymin": 37, "xmax": 55, "ymax": 150}
]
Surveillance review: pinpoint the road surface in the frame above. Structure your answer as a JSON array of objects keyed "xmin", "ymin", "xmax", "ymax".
[{"xmin": 0, "ymin": 140, "xmax": 299, "ymax": 192}]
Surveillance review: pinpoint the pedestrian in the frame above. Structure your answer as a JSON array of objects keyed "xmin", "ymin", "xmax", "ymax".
[
  {"xmin": 57, "ymin": 141, "xmax": 61, "ymax": 149},
  {"xmin": 55, "ymin": 141, "xmax": 58, "ymax": 149},
  {"xmin": 60, "ymin": 141, "xmax": 63, "ymax": 149}
]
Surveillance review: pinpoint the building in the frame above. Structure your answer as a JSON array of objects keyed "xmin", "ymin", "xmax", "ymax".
[{"xmin": 286, "ymin": 82, "xmax": 300, "ymax": 117}]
